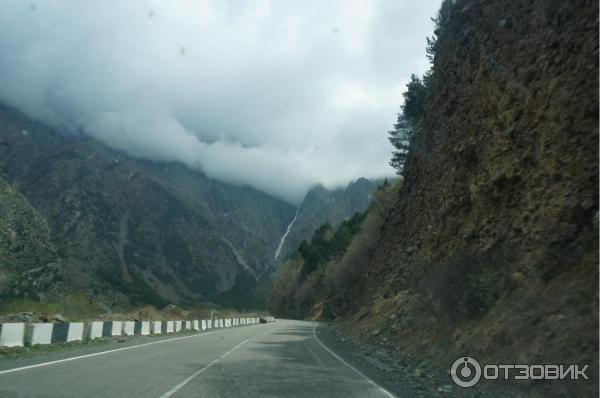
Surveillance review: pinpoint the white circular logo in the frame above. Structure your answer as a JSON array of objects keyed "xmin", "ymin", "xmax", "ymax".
[{"xmin": 451, "ymin": 356, "xmax": 482, "ymax": 387}]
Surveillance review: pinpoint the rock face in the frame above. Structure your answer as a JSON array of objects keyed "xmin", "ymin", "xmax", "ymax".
[
  {"xmin": 0, "ymin": 177, "xmax": 61, "ymax": 299},
  {"xmin": 0, "ymin": 103, "xmax": 296, "ymax": 309},
  {"xmin": 274, "ymin": 178, "xmax": 382, "ymax": 266},
  {"xmin": 329, "ymin": 1, "xmax": 597, "ymax": 396}
]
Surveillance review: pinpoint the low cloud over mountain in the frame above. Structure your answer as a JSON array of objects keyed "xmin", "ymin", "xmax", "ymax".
[{"xmin": 0, "ymin": 0, "xmax": 440, "ymax": 203}]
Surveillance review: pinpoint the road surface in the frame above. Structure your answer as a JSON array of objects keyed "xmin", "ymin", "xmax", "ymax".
[{"xmin": 0, "ymin": 320, "xmax": 395, "ymax": 398}]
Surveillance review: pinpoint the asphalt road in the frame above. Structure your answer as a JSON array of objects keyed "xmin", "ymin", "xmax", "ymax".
[{"xmin": 0, "ymin": 320, "xmax": 395, "ymax": 398}]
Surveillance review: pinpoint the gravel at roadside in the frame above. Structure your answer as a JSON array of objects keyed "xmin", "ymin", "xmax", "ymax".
[{"xmin": 316, "ymin": 323, "xmax": 519, "ymax": 398}]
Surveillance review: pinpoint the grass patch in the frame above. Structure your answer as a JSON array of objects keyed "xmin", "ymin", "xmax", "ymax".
[{"xmin": 0, "ymin": 293, "xmax": 103, "ymax": 321}]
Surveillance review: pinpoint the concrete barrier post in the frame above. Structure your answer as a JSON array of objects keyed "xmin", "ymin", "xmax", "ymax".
[
  {"xmin": 166, "ymin": 321, "xmax": 174, "ymax": 333},
  {"xmin": 30, "ymin": 323, "xmax": 53, "ymax": 345},
  {"xmin": 51, "ymin": 323, "xmax": 69, "ymax": 343},
  {"xmin": 111, "ymin": 321, "xmax": 122, "ymax": 336},
  {"xmin": 90, "ymin": 321, "xmax": 103, "ymax": 339},
  {"xmin": 67, "ymin": 322, "xmax": 84, "ymax": 342},
  {"xmin": 141, "ymin": 321, "xmax": 150, "ymax": 335},
  {"xmin": 123, "ymin": 321, "xmax": 135, "ymax": 336},
  {"xmin": 134, "ymin": 321, "xmax": 142, "ymax": 335},
  {"xmin": 0, "ymin": 323, "xmax": 25, "ymax": 347}
]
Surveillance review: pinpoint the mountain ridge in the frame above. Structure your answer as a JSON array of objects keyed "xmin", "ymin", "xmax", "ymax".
[
  {"xmin": 0, "ymin": 102, "xmax": 296, "ymax": 309},
  {"xmin": 273, "ymin": 177, "xmax": 385, "ymax": 267}
]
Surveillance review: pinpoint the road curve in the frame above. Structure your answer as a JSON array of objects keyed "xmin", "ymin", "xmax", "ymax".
[{"xmin": 0, "ymin": 319, "xmax": 394, "ymax": 398}]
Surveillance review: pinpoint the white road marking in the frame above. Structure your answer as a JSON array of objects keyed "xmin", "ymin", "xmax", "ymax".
[
  {"xmin": 0, "ymin": 331, "xmax": 218, "ymax": 376},
  {"xmin": 159, "ymin": 338, "xmax": 251, "ymax": 398},
  {"xmin": 312, "ymin": 324, "xmax": 397, "ymax": 398}
]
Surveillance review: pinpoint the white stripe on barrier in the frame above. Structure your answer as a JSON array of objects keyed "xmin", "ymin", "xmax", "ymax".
[
  {"xmin": 111, "ymin": 321, "xmax": 122, "ymax": 336},
  {"xmin": 141, "ymin": 321, "xmax": 150, "ymax": 335},
  {"xmin": 153, "ymin": 321, "xmax": 162, "ymax": 334},
  {"xmin": 30, "ymin": 323, "xmax": 53, "ymax": 345},
  {"xmin": 90, "ymin": 322, "xmax": 103, "ymax": 339},
  {"xmin": 67, "ymin": 323, "xmax": 84, "ymax": 342},
  {"xmin": 0, "ymin": 323, "xmax": 25, "ymax": 347},
  {"xmin": 193, "ymin": 320, "xmax": 199, "ymax": 331},
  {"xmin": 166, "ymin": 321, "xmax": 174, "ymax": 333},
  {"xmin": 123, "ymin": 321, "xmax": 135, "ymax": 336},
  {"xmin": 174, "ymin": 321, "xmax": 182, "ymax": 332}
]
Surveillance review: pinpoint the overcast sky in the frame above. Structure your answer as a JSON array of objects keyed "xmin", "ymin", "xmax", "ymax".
[{"xmin": 0, "ymin": 0, "xmax": 441, "ymax": 204}]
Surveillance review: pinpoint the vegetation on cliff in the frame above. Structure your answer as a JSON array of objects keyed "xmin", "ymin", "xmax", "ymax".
[{"xmin": 269, "ymin": 180, "xmax": 399, "ymax": 318}]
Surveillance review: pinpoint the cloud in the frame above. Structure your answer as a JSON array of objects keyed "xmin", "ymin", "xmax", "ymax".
[{"xmin": 0, "ymin": 0, "xmax": 441, "ymax": 204}]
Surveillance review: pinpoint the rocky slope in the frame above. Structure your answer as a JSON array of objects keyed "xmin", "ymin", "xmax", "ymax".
[
  {"xmin": 273, "ymin": 0, "xmax": 598, "ymax": 396},
  {"xmin": 273, "ymin": 178, "xmax": 382, "ymax": 267},
  {"xmin": 354, "ymin": 1, "xmax": 598, "ymax": 395},
  {"xmin": 0, "ymin": 103, "xmax": 296, "ymax": 309}
]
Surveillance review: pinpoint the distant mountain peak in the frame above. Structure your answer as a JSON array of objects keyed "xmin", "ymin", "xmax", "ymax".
[{"xmin": 273, "ymin": 177, "xmax": 382, "ymax": 267}]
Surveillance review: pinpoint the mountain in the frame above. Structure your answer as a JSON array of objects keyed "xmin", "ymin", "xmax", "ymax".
[
  {"xmin": 0, "ymin": 103, "xmax": 296, "ymax": 310},
  {"xmin": 272, "ymin": 178, "xmax": 384, "ymax": 267}
]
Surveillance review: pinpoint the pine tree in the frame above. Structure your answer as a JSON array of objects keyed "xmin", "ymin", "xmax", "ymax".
[
  {"xmin": 401, "ymin": 74, "xmax": 427, "ymax": 124},
  {"xmin": 388, "ymin": 114, "xmax": 414, "ymax": 174}
]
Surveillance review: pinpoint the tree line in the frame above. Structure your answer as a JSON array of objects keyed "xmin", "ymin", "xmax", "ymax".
[{"xmin": 388, "ymin": 4, "xmax": 449, "ymax": 173}]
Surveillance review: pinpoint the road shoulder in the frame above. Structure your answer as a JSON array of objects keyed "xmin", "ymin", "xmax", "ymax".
[{"xmin": 315, "ymin": 323, "xmax": 515, "ymax": 398}]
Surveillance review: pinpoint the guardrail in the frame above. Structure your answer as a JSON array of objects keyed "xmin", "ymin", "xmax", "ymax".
[{"xmin": 0, "ymin": 316, "xmax": 276, "ymax": 347}]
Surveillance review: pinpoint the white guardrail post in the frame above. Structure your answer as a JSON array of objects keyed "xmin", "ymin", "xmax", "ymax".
[
  {"xmin": 0, "ymin": 314, "xmax": 276, "ymax": 347},
  {"xmin": 0, "ymin": 323, "xmax": 25, "ymax": 347}
]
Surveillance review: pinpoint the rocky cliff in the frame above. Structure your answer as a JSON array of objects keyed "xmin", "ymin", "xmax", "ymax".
[
  {"xmin": 0, "ymin": 103, "xmax": 296, "ymax": 310},
  {"xmin": 272, "ymin": 1, "xmax": 598, "ymax": 396},
  {"xmin": 354, "ymin": 1, "xmax": 598, "ymax": 395}
]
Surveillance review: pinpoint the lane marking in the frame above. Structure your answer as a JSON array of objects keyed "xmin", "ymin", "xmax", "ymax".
[
  {"xmin": 312, "ymin": 324, "xmax": 397, "ymax": 398},
  {"xmin": 0, "ymin": 331, "xmax": 219, "ymax": 376},
  {"xmin": 159, "ymin": 338, "xmax": 250, "ymax": 398}
]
